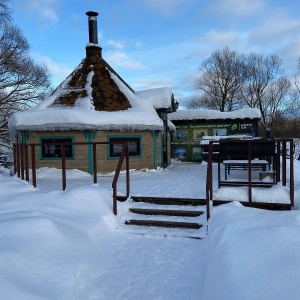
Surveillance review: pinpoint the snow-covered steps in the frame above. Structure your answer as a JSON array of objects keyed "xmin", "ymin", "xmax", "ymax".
[{"xmin": 122, "ymin": 197, "xmax": 207, "ymax": 238}]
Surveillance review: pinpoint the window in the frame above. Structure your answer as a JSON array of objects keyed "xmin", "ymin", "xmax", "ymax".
[
  {"xmin": 108, "ymin": 137, "xmax": 141, "ymax": 158},
  {"xmin": 175, "ymin": 130, "xmax": 188, "ymax": 140},
  {"xmin": 40, "ymin": 137, "xmax": 74, "ymax": 159}
]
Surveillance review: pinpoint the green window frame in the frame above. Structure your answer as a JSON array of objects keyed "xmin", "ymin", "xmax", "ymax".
[
  {"xmin": 107, "ymin": 136, "xmax": 142, "ymax": 159},
  {"xmin": 40, "ymin": 137, "xmax": 75, "ymax": 160}
]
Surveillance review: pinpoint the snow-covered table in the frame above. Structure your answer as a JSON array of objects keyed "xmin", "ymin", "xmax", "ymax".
[{"xmin": 223, "ymin": 159, "xmax": 269, "ymax": 180}]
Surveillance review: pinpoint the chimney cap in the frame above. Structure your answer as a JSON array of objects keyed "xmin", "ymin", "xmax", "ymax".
[{"xmin": 86, "ymin": 11, "xmax": 98, "ymax": 17}]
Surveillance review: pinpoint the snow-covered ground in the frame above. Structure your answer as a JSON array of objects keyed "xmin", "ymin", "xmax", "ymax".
[{"xmin": 0, "ymin": 159, "xmax": 300, "ymax": 299}]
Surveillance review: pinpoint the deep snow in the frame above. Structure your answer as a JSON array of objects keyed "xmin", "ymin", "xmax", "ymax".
[{"xmin": 0, "ymin": 159, "xmax": 299, "ymax": 300}]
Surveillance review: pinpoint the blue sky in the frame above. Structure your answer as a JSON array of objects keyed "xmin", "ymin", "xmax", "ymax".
[{"xmin": 12, "ymin": 0, "xmax": 300, "ymax": 107}]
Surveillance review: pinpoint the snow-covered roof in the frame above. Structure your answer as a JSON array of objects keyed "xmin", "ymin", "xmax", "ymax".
[
  {"xmin": 168, "ymin": 108, "xmax": 261, "ymax": 121},
  {"xmin": 8, "ymin": 49, "xmax": 174, "ymax": 135},
  {"xmin": 135, "ymin": 87, "xmax": 173, "ymax": 109}
]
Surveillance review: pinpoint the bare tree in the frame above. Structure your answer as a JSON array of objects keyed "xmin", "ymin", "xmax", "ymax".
[
  {"xmin": 263, "ymin": 77, "xmax": 293, "ymax": 135},
  {"xmin": 186, "ymin": 94, "xmax": 221, "ymax": 110},
  {"xmin": 0, "ymin": 0, "xmax": 10, "ymax": 24},
  {"xmin": 194, "ymin": 47, "xmax": 248, "ymax": 112},
  {"xmin": 239, "ymin": 53, "xmax": 292, "ymax": 136},
  {"xmin": 0, "ymin": 25, "xmax": 52, "ymax": 111},
  {"xmin": 295, "ymin": 57, "xmax": 300, "ymax": 94},
  {"xmin": 0, "ymin": 0, "xmax": 52, "ymax": 152}
]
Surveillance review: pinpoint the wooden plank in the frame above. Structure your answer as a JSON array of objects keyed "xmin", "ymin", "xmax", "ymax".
[
  {"xmin": 219, "ymin": 181, "xmax": 273, "ymax": 188},
  {"xmin": 130, "ymin": 196, "xmax": 206, "ymax": 206},
  {"xmin": 125, "ymin": 219, "xmax": 202, "ymax": 229},
  {"xmin": 213, "ymin": 200, "xmax": 291, "ymax": 210},
  {"xmin": 129, "ymin": 208, "xmax": 203, "ymax": 217}
]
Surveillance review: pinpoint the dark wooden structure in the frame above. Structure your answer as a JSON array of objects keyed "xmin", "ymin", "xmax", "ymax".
[{"xmin": 205, "ymin": 138, "xmax": 294, "ymax": 219}]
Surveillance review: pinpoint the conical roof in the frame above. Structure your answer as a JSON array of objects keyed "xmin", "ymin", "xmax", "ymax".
[{"xmin": 49, "ymin": 46, "xmax": 132, "ymax": 112}]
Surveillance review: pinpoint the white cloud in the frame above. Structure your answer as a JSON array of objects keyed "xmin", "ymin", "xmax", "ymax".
[
  {"xmin": 132, "ymin": 77, "xmax": 174, "ymax": 90},
  {"xmin": 213, "ymin": 0, "xmax": 265, "ymax": 16},
  {"xmin": 31, "ymin": 52, "xmax": 72, "ymax": 86},
  {"xmin": 249, "ymin": 12, "xmax": 300, "ymax": 47},
  {"xmin": 26, "ymin": 0, "xmax": 59, "ymax": 22},
  {"xmin": 106, "ymin": 51, "xmax": 146, "ymax": 70},
  {"xmin": 277, "ymin": 38, "xmax": 300, "ymax": 74},
  {"xmin": 199, "ymin": 30, "xmax": 241, "ymax": 50},
  {"xmin": 106, "ymin": 39, "xmax": 126, "ymax": 50}
]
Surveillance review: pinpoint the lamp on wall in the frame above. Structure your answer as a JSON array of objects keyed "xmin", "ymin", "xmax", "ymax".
[{"xmin": 174, "ymin": 99, "xmax": 179, "ymax": 110}]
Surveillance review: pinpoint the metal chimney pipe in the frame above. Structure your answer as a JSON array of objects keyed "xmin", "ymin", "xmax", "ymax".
[{"xmin": 86, "ymin": 11, "xmax": 98, "ymax": 44}]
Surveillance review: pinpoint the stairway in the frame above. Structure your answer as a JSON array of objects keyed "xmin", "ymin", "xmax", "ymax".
[{"xmin": 121, "ymin": 196, "xmax": 207, "ymax": 239}]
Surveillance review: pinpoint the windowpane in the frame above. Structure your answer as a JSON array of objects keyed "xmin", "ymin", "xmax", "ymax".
[
  {"xmin": 112, "ymin": 143, "xmax": 123, "ymax": 155},
  {"xmin": 128, "ymin": 141, "xmax": 137, "ymax": 153},
  {"xmin": 109, "ymin": 137, "xmax": 141, "ymax": 157},
  {"xmin": 41, "ymin": 138, "xmax": 73, "ymax": 158}
]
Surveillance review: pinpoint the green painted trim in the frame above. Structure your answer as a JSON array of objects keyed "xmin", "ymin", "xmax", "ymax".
[
  {"xmin": 151, "ymin": 131, "xmax": 158, "ymax": 169},
  {"xmin": 39, "ymin": 136, "xmax": 75, "ymax": 160},
  {"xmin": 83, "ymin": 131, "xmax": 96, "ymax": 174},
  {"xmin": 160, "ymin": 131, "xmax": 164, "ymax": 167},
  {"xmin": 107, "ymin": 135, "xmax": 142, "ymax": 159},
  {"xmin": 22, "ymin": 132, "xmax": 28, "ymax": 144},
  {"xmin": 86, "ymin": 131, "xmax": 95, "ymax": 174}
]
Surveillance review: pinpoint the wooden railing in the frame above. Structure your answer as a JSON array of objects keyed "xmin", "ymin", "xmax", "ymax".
[
  {"xmin": 13, "ymin": 141, "xmax": 130, "ymax": 215},
  {"xmin": 112, "ymin": 143, "xmax": 130, "ymax": 215}
]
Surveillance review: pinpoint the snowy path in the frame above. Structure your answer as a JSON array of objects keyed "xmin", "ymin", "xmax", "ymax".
[
  {"xmin": 77, "ymin": 233, "xmax": 207, "ymax": 299},
  {"xmin": 30, "ymin": 160, "xmax": 210, "ymax": 199}
]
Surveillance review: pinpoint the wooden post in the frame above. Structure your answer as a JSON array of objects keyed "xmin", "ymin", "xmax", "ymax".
[
  {"xmin": 290, "ymin": 139, "xmax": 294, "ymax": 206},
  {"xmin": 126, "ymin": 142, "xmax": 130, "ymax": 198},
  {"xmin": 31, "ymin": 145, "xmax": 37, "ymax": 188},
  {"xmin": 217, "ymin": 156, "xmax": 221, "ymax": 189},
  {"xmin": 276, "ymin": 142, "xmax": 281, "ymax": 183},
  {"xmin": 13, "ymin": 144, "xmax": 17, "ymax": 175},
  {"xmin": 282, "ymin": 141, "xmax": 286, "ymax": 186},
  {"xmin": 61, "ymin": 145, "xmax": 66, "ymax": 191},
  {"xmin": 25, "ymin": 145, "xmax": 29, "ymax": 182},
  {"xmin": 20, "ymin": 144, "xmax": 25, "ymax": 180},
  {"xmin": 206, "ymin": 141, "xmax": 214, "ymax": 220},
  {"xmin": 248, "ymin": 141, "xmax": 252, "ymax": 203},
  {"xmin": 16, "ymin": 145, "xmax": 20, "ymax": 178},
  {"xmin": 113, "ymin": 184, "xmax": 117, "ymax": 215},
  {"xmin": 93, "ymin": 143, "xmax": 97, "ymax": 184}
]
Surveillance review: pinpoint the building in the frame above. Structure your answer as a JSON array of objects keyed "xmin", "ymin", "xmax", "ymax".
[
  {"xmin": 8, "ymin": 12, "xmax": 178, "ymax": 173},
  {"xmin": 168, "ymin": 108, "xmax": 261, "ymax": 162}
]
